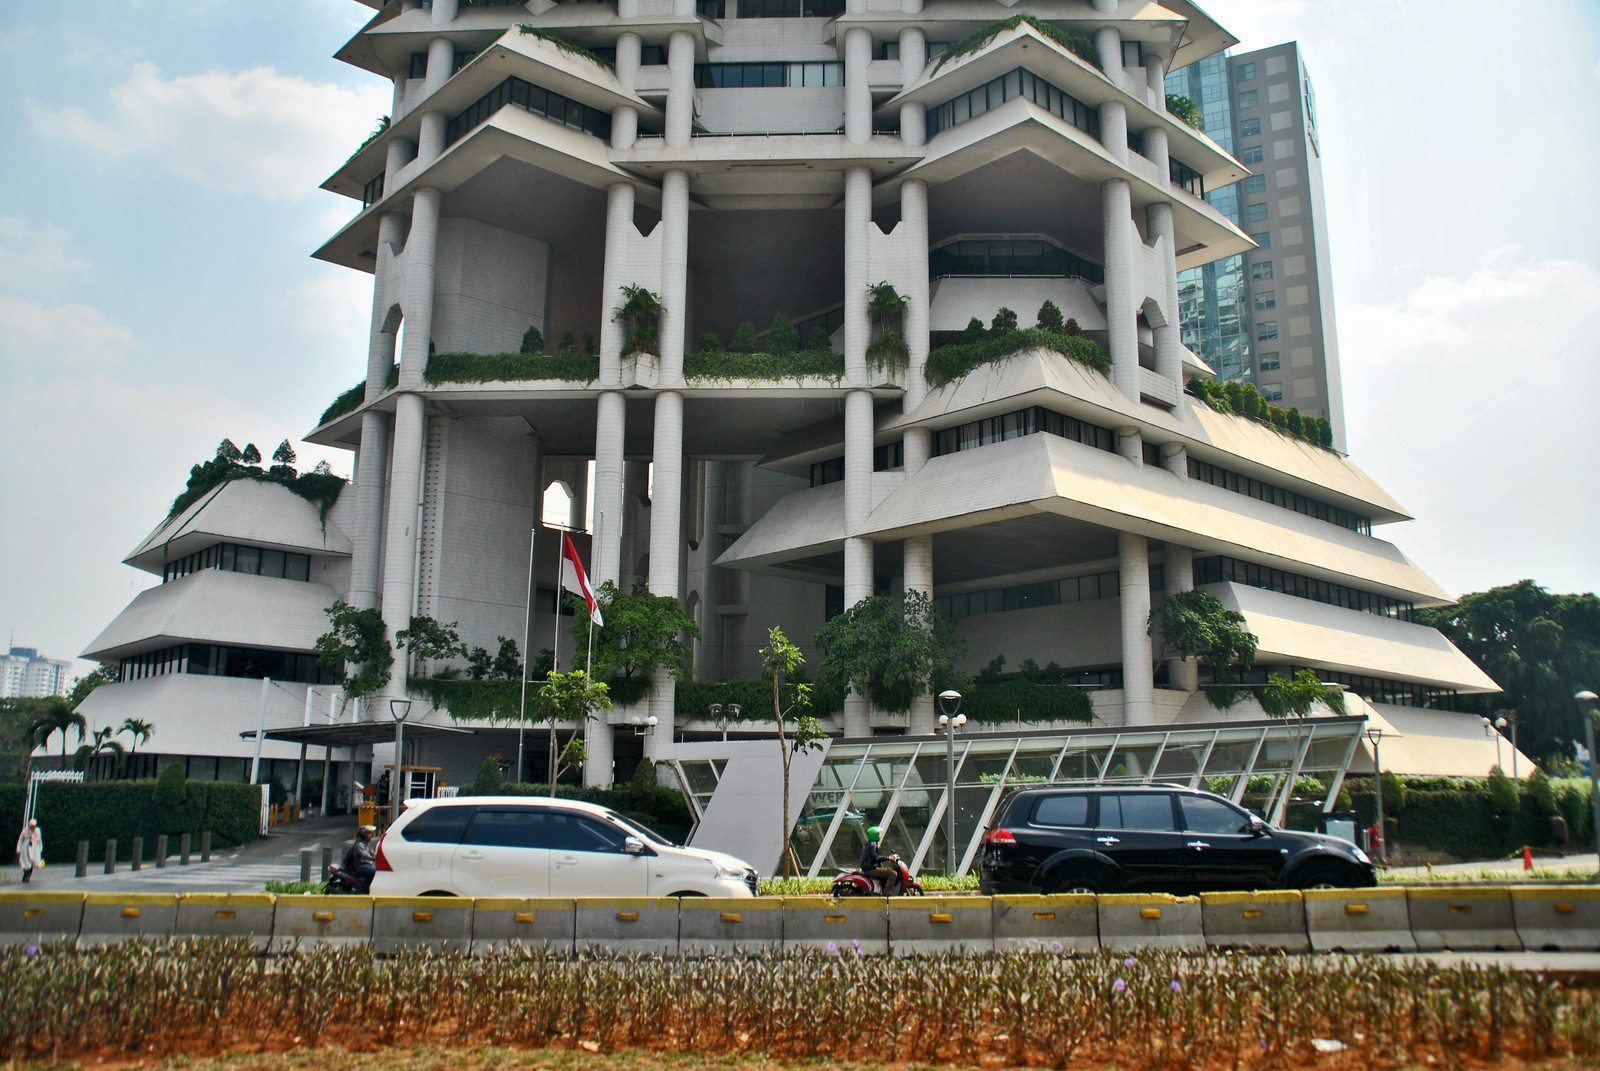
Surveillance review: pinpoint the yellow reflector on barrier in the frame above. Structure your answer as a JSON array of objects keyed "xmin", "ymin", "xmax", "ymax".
[
  {"xmin": 514, "ymin": 912, "xmax": 536, "ymax": 923},
  {"xmin": 413, "ymin": 911, "xmax": 433, "ymax": 923},
  {"xmin": 1345, "ymin": 904, "xmax": 1369, "ymax": 915},
  {"xmin": 1243, "ymin": 909, "xmax": 1262, "ymax": 919},
  {"xmin": 215, "ymin": 910, "xmax": 236, "ymax": 920},
  {"xmin": 617, "ymin": 912, "xmax": 639, "ymax": 922},
  {"xmin": 1449, "ymin": 905, "xmax": 1471, "ymax": 915},
  {"xmin": 23, "ymin": 909, "xmax": 42, "ymax": 919},
  {"xmin": 826, "ymin": 915, "xmax": 846, "ymax": 923},
  {"xmin": 929, "ymin": 913, "xmax": 953, "ymax": 924},
  {"xmin": 313, "ymin": 911, "xmax": 335, "ymax": 922},
  {"xmin": 720, "ymin": 912, "xmax": 742, "ymax": 923},
  {"xmin": 121, "ymin": 908, "xmax": 141, "ymax": 918},
  {"xmin": 1555, "ymin": 903, "xmax": 1576, "ymax": 914},
  {"xmin": 1033, "ymin": 911, "xmax": 1056, "ymax": 921},
  {"xmin": 1139, "ymin": 908, "xmax": 1162, "ymax": 920}
]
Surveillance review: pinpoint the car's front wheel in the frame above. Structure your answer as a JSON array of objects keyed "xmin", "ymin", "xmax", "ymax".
[
  {"xmin": 1293, "ymin": 863, "xmax": 1355, "ymax": 890},
  {"xmin": 1045, "ymin": 868, "xmax": 1118, "ymax": 896}
]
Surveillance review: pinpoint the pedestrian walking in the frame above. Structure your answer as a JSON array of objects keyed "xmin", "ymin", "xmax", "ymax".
[
  {"xmin": 1550, "ymin": 813, "xmax": 1570, "ymax": 853},
  {"xmin": 15, "ymin": 819, "xmax": 42, "ymax": 883}
]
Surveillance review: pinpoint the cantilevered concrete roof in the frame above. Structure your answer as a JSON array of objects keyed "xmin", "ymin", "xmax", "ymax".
[
  {"xmin": 81, "ymin": 571, "xmax": 342, "ymax": 661},
  {"xmin": 126, "ymin": 478, "xmax": 353, "ymax": 576}
]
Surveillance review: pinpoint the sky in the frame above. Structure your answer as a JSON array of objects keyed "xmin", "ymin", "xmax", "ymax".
[{"xmin": 0, "ymin": 0, "xmax": 1596, "ymax": 678}]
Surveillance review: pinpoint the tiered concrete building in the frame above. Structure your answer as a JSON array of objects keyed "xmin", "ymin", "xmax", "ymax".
[{"xmin": 78, "ymin": 0, "xmax": 1514, "ymax": 824}]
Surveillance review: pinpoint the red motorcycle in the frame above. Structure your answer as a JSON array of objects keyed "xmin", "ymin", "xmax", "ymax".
[{"xmin": 830, "ymin": 853, "xmax": 924, "ymax": 897}]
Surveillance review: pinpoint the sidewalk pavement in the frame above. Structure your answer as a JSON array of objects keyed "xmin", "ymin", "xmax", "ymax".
[
  {"xmin": 0, "ymin": 815, "xmax": 364, "ymax": 894},
  {"xmin": 1382, "ymin": 852, "xmax": 1600, "ymax": 882}
]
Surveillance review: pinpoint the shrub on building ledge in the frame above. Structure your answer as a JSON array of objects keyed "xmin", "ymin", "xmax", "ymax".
[
  {"xmin": 926, "ymin": 327, "xmax": 1109, "ymax": 387},
  {"xmin": 614, "ymin": 284, "xmax": 663, "ymax": 356},
  {"xmin": 319, "ymin": 364, "xmax": 399, "ymax": 426},
  {"xmin": 1187, "ymin": 377, "xmax": 1337, "ymax": 451},
  {"xmin": 683, "ymin": 347, "xmax": 844, "ymax": 382},
  {"xmin": 168, "ymin": 438, "xmax": 346, "ymax": 521},
  {"xmin": 517, "ymin": 25, "xmax": 609, "ymax": 71},
  {"xmin": 425, "ymin": 349, "xmax": 601, "ymax": 384},
  {"xmin": 1166, "ymin": 94, "xmax": 1203, "ymax": 129},
  {"xmin": 934, "ymin": 15, "xmax": 1100, "ymax": 74}
]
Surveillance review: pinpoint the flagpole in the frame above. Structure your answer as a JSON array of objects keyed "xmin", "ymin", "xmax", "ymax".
[
  {"xmin": 549, "ymin": 526, "xmax": 565, "ymax": 795},
  {"xmin": 516, "ymin": 525, "xmax": 534, "ymax": 785}
]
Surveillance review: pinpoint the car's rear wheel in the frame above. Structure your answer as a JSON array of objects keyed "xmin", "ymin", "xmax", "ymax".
[
  {"xmin": 1293, "ymin": 864, "xmax": 1353, "ymax": 890},
  {"xmin": 670, "ymin": 891, "xmax": 706, "ymax": 897},
  {"xmin": 1045, "ymin": 868, "xmax": 1117, "ymax": 895}
]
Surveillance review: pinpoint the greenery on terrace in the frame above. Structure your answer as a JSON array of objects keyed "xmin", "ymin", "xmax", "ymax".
[
  {"xmin": 1187, "ymin": 376, "xmax": 1337, "ymax": 451},
  {"xmin": 926, "ymin": 303, "xmax": 1111, "ymax": 387},
  {"xmin": 166, "ymin": 439, "xmax": 345, "ymax": 522},
  {"xmin": 318, "ymin": 363, "xmax": 399, "ymax": 426},
  {"xmin": 517, "ymin": 24, "xmax": 609, "ymax": 71},
  {"xmin": 933, "ymin": 14, "xmax": 1100, "ymax": 74}
]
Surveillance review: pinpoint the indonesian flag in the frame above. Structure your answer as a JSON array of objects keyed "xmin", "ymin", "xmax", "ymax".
[{"xmin": 560, "ymin": 532, "xmax": 604, "ymax": 626}]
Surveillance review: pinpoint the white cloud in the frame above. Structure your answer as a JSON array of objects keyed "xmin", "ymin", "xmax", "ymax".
[
  {"xmin": 1342, "ymin": 249, "xmax": 1600, "ymax": 595},
  {"xmin": 0, "ymin": 219, "xmax": 90, "ymax": 287},
  {"xmin": 28, "ymin": 63, "xmax": 391, "ymax": 202},
  {"xmin": 0, "ymin": 295, "xmax": 133, "ymax": 375}
]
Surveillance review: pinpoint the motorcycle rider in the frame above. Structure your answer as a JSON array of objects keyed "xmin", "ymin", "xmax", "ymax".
[
  {"xmin": 340, "ymin": 825, "xmax": 377, "ymax": 890},
  {"xmin": 858, "ymin": 825, "xmax": 901, "ymax": 895}
]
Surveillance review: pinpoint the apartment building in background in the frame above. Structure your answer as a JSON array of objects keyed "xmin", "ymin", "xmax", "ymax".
[{"xmin": 1, "ymin": 646, "xmax": 75, "ymax": 699}]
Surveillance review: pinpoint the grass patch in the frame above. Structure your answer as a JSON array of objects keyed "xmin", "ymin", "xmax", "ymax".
[
  {"xmin": 926, "ymin": 328, "xmax": 1109, "ymax": 387},
  {"xmin": 264, "ymin": 880, "xmax": 327, "ymax": 895},
  {"xmin": 684, "ymin": 349, "xmax": 845, "ymax": 382},
  {"xmin": 318, "ymin": 364, "xmax": 398, "ymax": 426},
  {"xmin": 758, "ymin": 874, "xmax": 980, "ymax": 896},
  {"xmin": 934, "ymin": 14, "xmax": 1100, "ymax": 73},
  {"xmin": 426, "ymin": 350, "xmax": 600, "ymax": 385}
]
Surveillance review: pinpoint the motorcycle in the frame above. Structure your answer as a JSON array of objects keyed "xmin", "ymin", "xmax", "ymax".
[
  {"xmin": 830, "ymin": 853, "xmax": 924, "ymax": 897},
  {"xmin": 325, "ymin": 863, "xmax": 373, "ymax": 895}
]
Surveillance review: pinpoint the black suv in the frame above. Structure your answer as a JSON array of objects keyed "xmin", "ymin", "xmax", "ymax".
[{"xmin": 979, "ymin": 785, "xmax": 1375, "ymax": 896}]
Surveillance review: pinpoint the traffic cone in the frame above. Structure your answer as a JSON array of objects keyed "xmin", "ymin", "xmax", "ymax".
[{"xmin": 1523, "ymin": 846, "xmax": 1534, "ymax": 871}]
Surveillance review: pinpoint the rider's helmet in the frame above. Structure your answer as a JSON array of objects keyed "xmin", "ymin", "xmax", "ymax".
[
  {"xmin": 866, "ymin": 826, "xmax": 881, "ymax": 843},
  {"xmin": 358, "ymin": 825, "xmax": 376, "ymax": 840}
]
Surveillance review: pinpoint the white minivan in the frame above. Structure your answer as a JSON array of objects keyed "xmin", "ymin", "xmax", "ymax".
[{"xmin": 369, "ymin": 796, "xmax": 759, "ymax": 898}]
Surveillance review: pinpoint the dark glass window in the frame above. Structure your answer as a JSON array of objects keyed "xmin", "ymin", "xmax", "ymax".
[
  {"xmin": 1239, "ymin": 117, "xmax": 1261, "ymax": 137},
  {"xmin": 1257, "ymin": 352, "xmax": 1280, "ymax": 370},
  {"xmin": 1254, "ymin": 291, "xmax": 1275, "ymax": 310},
  {"xmin": 1251, "ymin": 260, "xmax": 1273, "ymax": 280},
  {"xmin": 445, "ymin": 76, "xmax": 610, "ymax": 147},
  {"xmin": 1101, "ymin": 794, "xmax": 1177, "ymax": 831},
  {"xmin": 547, "ymin": 812, "xmax": 628, "ymax": 852},
  {"xmin": 1239, "ymin": 145, "xmax": 1263, "ymax": 164},
  {"xmin": 927, "ymin": 68, "xmax": 1098, "ymax": 141},
  {"xmin": 461, "ymin": 808, "xmax": 548, "ymax": 849},
  {"xmin": 1257, "ymin": 321, "xmax": 1278, "ymax": 340},
  {"xmin": 1237, "ymin": 90, "xmax": 1258, "ymax": 109},
  {"xmin": 1246, "ymin": 203, "xmax": 1269, "ymax": 223},
  {"xmin": 1180, "ymin": 796, "xmax": 1250, "ymax": 834},
  {"xmin": 1249, "ymin": 231, "xmax": 1271, "ymax": 248},
  {"xmin": 1034, "ymin": 794, "xmax": 1091, "ymax": 827},
  {"xmin": 402, "ymin": 805, "xmax": 477, "ymax": 844}
]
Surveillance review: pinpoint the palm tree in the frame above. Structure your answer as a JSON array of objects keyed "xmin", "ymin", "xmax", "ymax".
[
  {"xmin": 29, "ymin": 697, "xmax": 86, "ymax": 770},
  {"xmin": 120, "ymin": 718, "xmax": 154, "ymax": 774},
  {"xmin": 73, "ymin": 725, "xmax": 127, "ymax": 775}
]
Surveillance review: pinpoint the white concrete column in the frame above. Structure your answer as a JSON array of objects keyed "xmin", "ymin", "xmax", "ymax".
[
  {"xmin": 367, "ymin": 212, "xmax": 406, "ymax": 393},
  {"xmin": 1118, "ymin": 530, "xmax": 1154, "ymax": 725},
  {"xmin": 379, "ymin": 391, "xmax": 427, "ymax": 714},
  {"xmin": 899, "ymin": 101, "xmax": 927, "ymax": 147},
  {"xmin": 612, "ymin": 32, "xmax": 642, "ymax": 147},
  {"xmin": 844, "ymin": 27, "xmax": 873, "ymax": 145},
  {"xmin": 425, "ymin": 37, "xmax": 455, "ymax": 96},
  {"xmin": 659, "ymin": 170, "xmax": 690, "ymax": 383},
  {"xmin": 1146, "ymin": 201, "xmax": 1183, "ymax": 385},
  {"xmin": 430, "ymin": 0, "xmax": 459, "ymax": 23},
  {"xmin": 417, "ymin": 112, "xmax": 447, "ymax": 166},
  {"xmin": 647, "ymin": 389, "xmax": 685, "ymax": 758},
  {"xmin": 665, "ymin": 30, "xmax": 696, "ymax": 148},
  {"xmin": 903, "ymin": 533, "xmax": 935, "ymax": 734},
  {"xmin": 399, "ymin": 189, "xmax": 442, "ymax": 389},
  {"xmin": 671, "ymin": 0, "xmax": 694, "ymax": 16},
  {"xmin": 1146, "ymin": 55, "xmax": 1167, "ymax": 101},
  {"xmin": 1094, "ymin": 26, "xmax": 1123, "ymax": 88},
  {"xmin": 584, "ymin": 719, "xmax": 615, "ymax": 787},
  {"xmin": 1163, "ymin": 544, "xmax": 1198, "ymax": 692},
  {"xmin": 618, "ymin": 0, "xmax": 641, "ymax": 18},
  {"xmin": 350, "ymin": 411, "xmax": 390, "ymax": 612},
  {"xmin": 844, "ymin": 166, "xmax": 872, "ymax": 383},
  {"xmin": 1143, "ymin": 125, "xmax": 1170, "ymax": 179},
  {"xmin": 1116, "ymin": 426, "xmax": 1143, "ymax": 464},
  {"xmin": 593, "ymin": 390, "xmax": 627, "ymax": 588},
  {"xmin": 384, "ymin": 138, "xmax": 414, "ymax": 188},
  {"xmin": 615, "ymin": 32, "xmax": 642, "ymax": 89},
  {"xmin": 1101, "ymin": 178, "xmax": 1139, "ymax": 399},
  {"xmin": 598, "ymin": 183, "xmax": 636, "ymax": 387},
  {"xmin": 902, "ymin": 0, "xmax": 922, "ymax": 12},
  {"xmin": 1160, "ymin": 442, "xmax": 1188, "ymax": 478},
  {"xmin": 898, "ymin": 27, "xmax": 926, "ymax": 86},
  {"xmin": 1099, "ymin": 99, "xmax": 1128, "ymax": 165},
  {"xmin": 843, "ymin": 387, "xmax": 875, "ymax": 737},
  {"xmin": 901, "ymin": 179, "xmax": 930, "ymax": 408}
]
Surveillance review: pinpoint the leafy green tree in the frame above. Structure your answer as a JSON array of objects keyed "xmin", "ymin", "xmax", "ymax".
[
  {"xmin": 730, "ymin": 321, "xmax": 760, "ymax": 353},
  {"xmin": 1413, "ymin": 580, "xmax": 1600, "ymax": 769},
  {"xmin": 761, "ymin": 626, "xmax": 824, "ymax": 878},
  {"xmin": 395, "ymin": 615, "xmax": 467, "ymax": 676},
  {"xmin": 466, "ymin": 647, "xmax": 493, "ymax": 680},
  {"xmin": 29, "ymin": 696, "xmax": 86, "ymax": 767},
  {"xmin": 73, "ymin": 725, "xmax": 126, "ymax": 773},
  {"xmin": 119, "ymin": 717, "xmax": 154, "ymax": 761},
  {"xmin": 490, "ymin": 637, "xmax": 523, "ymax": 681},
  {"xmin": 1166, "ymin": 93, "xmax": 1203, "ymax": 128},
  {"xmin": 1035, "ymin": 300, "xmax": 1064, "ymax": 330},
  {"xmin": 577, "ymin": 580, "xmax": 700, "ymax": 690},
  {"xmin": 559, "ymin": 330, "xmax": 577, "ymax": 352},
  {"xmin": 154, "ymin": 762, "xmax": 187, "ymax": 809},
  {"xmin": 241, "ymin": 443, "xmax": 262, "ymax": 466},
  {"xmin": 216, "ymin": 439, "xmax": 243, "ymax": 464},
  {"xmin": 468, "ymin": 754, "xmax": 505, "ymax": 795},
  {"xmin": 767, "ymin": 313, "xmax": 798, "ymax": 355},
  {"xmin": 1260, "ymin": 668, "xmax": 1345, "ymax": 718},
  {"xmin": 813, "ymin": 589, "xmax": 968, "ymax": 713},
  {"xmin": 990, "ymin": 307, "xmax": 1018, "ymax": 333},
  {"xmin": 697, "ymin": 330, "xmax": 724, "ymax": 353},
  {"xmin": 961, "ymin": 317, "xmax": 987, "ymax": 343},
  {"xmin": 315, "ymin": 600, "xmax": 394, "ymax": 698},
  {"xmin": 539, "ymin": 670, "xmax": 612, "ymax": 792},
  {"xmin": 1150, "ymin": 590, "xmax": 1259, "ymax": 708},
  {"xmin": 67, "ymin": 663, "xmax": 118, "ymax": 708},
  {"xmin": 805, "ymin": 325, "xmax": 832, "ymax": 352},
  {"xmin": 520, "ymin": 325, "xmax": 544, "ymax": 355}
]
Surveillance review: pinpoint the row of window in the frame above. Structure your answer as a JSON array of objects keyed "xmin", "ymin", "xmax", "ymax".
[
  {"xmin": 118, "ymin": 644, "xmax": 340, "ymax": 686},
  {"xmin": 1187, "ymin": 459, "xmax": 1372, "ymax": 534},
  {"xmin": 809, "ymin": 442, "xmax": 904, "ymax": 487},
  {"xmin": 937, "ymin": 566, "xmax": 1165, "ymax": 622},
  {"xmin": 445, "ymin": 76, "xmax": 611, "ymax": 148},
  {"xmin": 1193, "ymin": 556, "xmax": 1413, "ymax": 621},
  {"xmin": 362, "ymin": 173, "xmax": 384, "ymax": 210},
  {"xmin": 694, "ymin": 62, "xmax": 843, "ymax": 89},
  {"xmin": 733, "ymin": 0, "xmax": 845, "ymax": 16},
  {"xmin": 1169, "ymin": 157, "xmax": 1205, "ymax": 198},
  {"xmin": 927, "ymin": 68, "xmax": 1098, "ymax": 141},
  {"xmin": 162, "ymin": 542, "xmax": 313, "ymax": 584},
  {"xmin": 933, "ymin": 406, "xmax": 1116, "ymax": 458},
  {"xmin": 929, "ymin": 239, "xmax": 1104, "ymax": 283},
  {"xmin": 409, "ymin": 50, "xmax": 474, "ymax": 81}
]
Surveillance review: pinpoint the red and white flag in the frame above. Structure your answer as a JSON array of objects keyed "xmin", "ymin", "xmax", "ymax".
[{"xmin": 560, "ymin": 532, "xmax": 604, "ymax": 626}]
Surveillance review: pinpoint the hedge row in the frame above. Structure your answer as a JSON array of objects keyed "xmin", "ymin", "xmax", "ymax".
[{"xmin": 0, "ymin": 780, "xmax": 261, "ymax": 865}]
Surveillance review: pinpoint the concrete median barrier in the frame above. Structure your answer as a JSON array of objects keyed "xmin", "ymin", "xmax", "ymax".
[
  {"xmin": 574, "ymin": 897, "xmax": 680, "ymax": 956},
  {"xmin": 269, "ymin": 895, "xmax": 374, "ymax": 952},
  {"xmin": 1097, "ymin": 894, "xmax": 1203, "ymax": 953},
  {"xmin": 782, "ymin": 896, "xmax": 889, "ymax": 955},
  {"xmin": 0, "ymin": 892, "xmax": 84, "ymax": 947},
  {"xmin": 1407, "ymin": 886, "xmax": 1522, "ymax": 951},
  {"xmin": 371, "ymin": 896, "xmax": 474, "ymax": 954},
  {"xmin": 1510, "ymin": 886, "xmax": 1600, "ymax": 952},
  {"xmin": 1200, "ymin": 890, "xmax": 1310, "ymax": 952},
  {"xmin": 80, "ymin": 893, "xmax": 178, "ymax": 945},
  {"xmin": 679, "ymin": 896, "xmax": 783, "ymax": 956},
  {"xmin": 1303, "ymin": 887, "xmax": 1415, "ymax": 952},
  {"xmin": 175, "ymin": 893, "xmax": 275, "ymax": 949},
  {"xmin": 991, "ymin": 894, "xmax": 1098, "ymax": 953},
  {"xmin": 890, "ymin": 895, "xmax": 994, "ymax": 956},
  {"xmin": 471, "ymin": 898, "xmax": 576, "ymax": 956}
]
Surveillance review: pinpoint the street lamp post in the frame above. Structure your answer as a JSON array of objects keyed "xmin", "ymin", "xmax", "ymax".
[
  {"xmin": 1365, "ymin": 726, "xmax": 1385, "ymax": 865},
  {"xmin": 1481, "ymin": 716, "xmax": 1505, "ymax": 772},
  {"xmin": 937, "ymin": 689, "xmax": 966, "ymax": 877},
  {"xmin": 1494, "ymin": 709, "xmax": 1519, "ymax": 779},
  {"xmin": 388, "ymin": 698, "xmax": 413, "ymax": 829},
  {"xmin": 1577, "ymin": 690, "xmax": 1599, "ymax": 873}
]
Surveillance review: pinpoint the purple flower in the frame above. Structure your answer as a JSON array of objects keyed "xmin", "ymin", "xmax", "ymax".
[
  {"xmin": 23, "ymin": 945, "xmax": 38, "ymax": 958},
  {"xmin": 827, "ymin": 942, "xmax": 837, "ymax": 951},
  {"xmin": 1123, "ymin": 957, "xmax": 1136, "ymax": 968},
  {"xmin": 852, "ymin": 939, "xmax": 861, "ymax": 948},
  {"xmin": 1170, "ymin": 979, "xmax": 1182, "ymax": 992},
  {"xmin": 1053, "ymin": 942, "xmax": 1063, "ymax": 952},
  {"xmin": 1112, "ymin": 978, "xmax": 1126, "ymax": 994}
]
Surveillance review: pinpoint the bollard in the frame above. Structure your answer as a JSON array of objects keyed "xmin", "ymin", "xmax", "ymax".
[
  {"xmin": 300, "ymin": 848, "xmax": 313, "ymax": 884},
  {"xmin": 76, "ymin": 841, "xmax": 89, "ymax": 878},
  {"xmin": 321, "ymin": 844, "xmax": 333, "ymax": 881},
  {"xmin": 201, "ymin": 831, "xmax": 211, "ymax": 862},
  {"xmin": 180, "ymin": 833, "xmax": 191, "ymax": 865},
  {"xmin": 131, "ymin": 837, "xmax": 143, "ymax": 872},
  {"xmin": 156, "ymin": 834, "xmax": 168, "ymax": 868},
  {"xmin": 104, "ymin": 839, "xmax": 117, "ymax": 875}
]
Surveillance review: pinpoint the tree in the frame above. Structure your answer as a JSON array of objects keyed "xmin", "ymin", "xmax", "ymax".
[
  {"xmin": 468, "ymin": 754, "xmax": 505, "ymax": 795},
  {"xmin": 1259, "ymin": 669, "xmax": 1345, "ymax": 718},
  {"xmin": 761, "ymin": 626, "xmax": 824, "ymax": 878},
  {"xmin": 697, "ymin": 330, "xmax": 724, "ymax": 353},
  {"xmin": 578, "ymin": 580, "xmax": 700, "ymax": 688},
  {"xmin": 1413, "ymin": 580, "xmax": 1600, "ymax": 769},
  {"xmin": 67, "ymin": 663, "xmax": 118, "ymax": 709},
  {"xmin": 1150, "ymin": 590, "xmax": 1259, "ymax": 709},
  {"xmin": 73, "ymin": 725, "xmax": 126, "ymax": 773},
  {"xmin": 315, "ymin": 600, "xmax": 394, "ymax": 698},
  {"xmin": 1036, "ymin": 300, "xmax": 1064, "ymax": 330},
  {"xmin": 491, "ymin": 637, "xmax": 523, "ymax": 681},
  {"xmin": 394, "ymin": 615, "xmax": 467, "ymax": 676},
  {"xmin": 241, "ymin": 443, "xmax": 262, "ymax": 466},
  {"xmin": 990, "ymin": 307, "xmax": 1018, "ymax": 334},
  {"xmin": 29, "ymin": 696, "xmax": 86, "ymax": 767},
  {"xmin": 767, "ymin": 313, "xmax": 798, "ymax": 355},
  {"xmin": 539, "ymin": 670, "xmax": 612, "ymax": 792},
  {"xmin": 119, "ymin": 717, "xmax": 155, "ymax": 761},
  {"xmin": 729, "ymin": 321, "xmax": 760, "ymax": 353},
  {"xmin": 813, "ymin": 589, "xmax": 968, "ymax": 713},
  {"xmin": 805, "ymin": 325, "xmax": 832, "ymax": 352},
  {"xmin": 961, "ymin": 317, "xmax": 987, "ymax": 343},
  {"xmin": 520, "ymin": 326, "xmax": 544, "ymax": 355}
]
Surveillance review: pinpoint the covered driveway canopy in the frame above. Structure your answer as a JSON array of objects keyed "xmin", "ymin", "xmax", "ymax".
[{"xmin": 244, "ymin": 722, "xmax": 479, "ymax": 748}]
